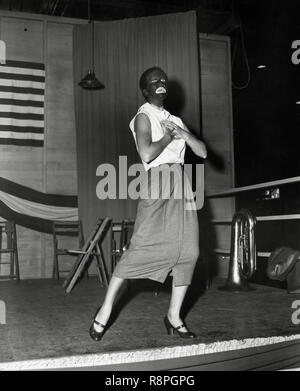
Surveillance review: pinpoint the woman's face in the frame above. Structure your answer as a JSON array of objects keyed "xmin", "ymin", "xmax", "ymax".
[{"xmin": 144, "ymin": 70, "xmax": 168, "ymax": 102}]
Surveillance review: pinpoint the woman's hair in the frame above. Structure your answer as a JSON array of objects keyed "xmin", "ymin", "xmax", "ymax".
[{"xmin": 139, "ymin": 67, "xmax": 167, "ymax": 95}]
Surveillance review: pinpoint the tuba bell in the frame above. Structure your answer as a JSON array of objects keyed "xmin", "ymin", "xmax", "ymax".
[{"xmin": 219, "ymin": 209, "xmax": 257, "ymax": 292}]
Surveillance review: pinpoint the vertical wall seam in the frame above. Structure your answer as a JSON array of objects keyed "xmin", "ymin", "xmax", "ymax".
[{"xmin": 41, "ymin": 19, "xmax": 48, "ymax": 278}]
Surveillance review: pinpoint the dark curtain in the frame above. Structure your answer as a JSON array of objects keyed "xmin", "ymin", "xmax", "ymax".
[{"xmin": 73, "ymin": 11, "xmax": 200, "ymax": 272}]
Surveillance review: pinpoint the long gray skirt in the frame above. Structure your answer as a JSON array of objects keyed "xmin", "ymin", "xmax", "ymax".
[{"xmin": 113, "ymin": 163, "xmax": 199, "ymax": 286}]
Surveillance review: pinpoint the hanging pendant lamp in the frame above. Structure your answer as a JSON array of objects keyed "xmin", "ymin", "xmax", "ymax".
[{"xmin": 79, "ymin": 0, "xmax": 104, "ymax": 90}]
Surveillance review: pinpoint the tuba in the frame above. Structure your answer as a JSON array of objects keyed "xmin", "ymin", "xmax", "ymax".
[{"xmin": 219, "ymin": 209, "xmax": 257, "ymax": 292}]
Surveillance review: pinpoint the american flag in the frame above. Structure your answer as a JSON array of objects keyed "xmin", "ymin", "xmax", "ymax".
[{"xmin": 0, "ymin": 60, "xmax": 45, "ymax": 147}]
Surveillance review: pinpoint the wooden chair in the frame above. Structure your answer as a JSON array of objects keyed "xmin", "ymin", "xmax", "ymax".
[
  {"xmin": 110, "ymin": 220, "xmax": 134, "ymax": 273},
  {"xmin": 52, "ymin": 220, "xmax": 84, "ymax": 280},
  {"xmin": 0, "ymin": 220, "xmax": 20, "ymax": 281}
]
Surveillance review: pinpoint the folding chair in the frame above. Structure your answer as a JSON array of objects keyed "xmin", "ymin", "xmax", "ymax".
[
  {"xmin": 63, "ymin": 217, "xmax": 111, "ymax": 293},
  {"xmin": 0, "ymin": 220, "xmax": 20, "ymax": 281},
  {"xmin": 52, "ymin": 220, "xmax": 84, "ymax": 280}
]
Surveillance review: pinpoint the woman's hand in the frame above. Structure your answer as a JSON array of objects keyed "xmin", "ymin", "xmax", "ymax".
[
  {"xmin": 161, "ymin": 120, "xmax": 189, "ymax": 141},
  {"xmin": 161, "ymin": 119, "xmax": 207, "ymax": 159}
]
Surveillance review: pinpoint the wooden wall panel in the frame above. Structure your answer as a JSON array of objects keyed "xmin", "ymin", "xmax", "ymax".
[
  {"xmin": 45, "ymin": 22, "xmax": 77, "ymax": 195},
  {"xmin": 16, "ymin": 227, "xmax": 42, "ymax": 279},
  {"xmin": 0, "ymin": 17, "xmax": 45, "ymax": 278},
  {"xmin": 200, "ymin": 35, "xmax": 234, "ymax": 191},
  {"xmin": 41, "ymin": 22, "xmax": 78, "ymax": 278},
  {"xmin": 0, "ymin": 17, "xmax": 43, "ymax": 62},
  {"xmin": 199, "ymin": 34, "xmax": 235, "ymax": 277},
  {"xmin": 0, "ymin": 14, "xmax": 78, "ymax": 279},
  {"xmin": 43, "ymin": 233, "xmax": 80, "ymax": 279},
  {"xmin": 0, "ymin": 148, "xmax": 43, "ymax": 191}
]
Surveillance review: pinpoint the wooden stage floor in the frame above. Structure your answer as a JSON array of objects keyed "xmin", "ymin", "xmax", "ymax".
[{"xmin": 0, "ymin": 277, "xmax": 300, "ymax": 370}]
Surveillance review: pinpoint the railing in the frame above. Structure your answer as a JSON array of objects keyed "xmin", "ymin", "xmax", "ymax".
[
  {"xmin": 206, "ymin": 176, "xmax": 300, "ymax": 197},
  {"xmin": 205, "ymin": 176, "xmax": 300, "ymax": 258}
]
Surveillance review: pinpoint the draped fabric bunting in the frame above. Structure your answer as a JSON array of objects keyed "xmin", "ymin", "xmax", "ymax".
[
  {"xmin": 0, "ymin": 60, "xmax": 45, "ymax": 147},
  {"xmin": 0, "ymin": 177, "xmax": 78, "ymax": 233}
]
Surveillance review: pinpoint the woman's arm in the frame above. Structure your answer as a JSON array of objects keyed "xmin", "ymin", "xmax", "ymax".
[
  {"xmin": 134, "ymin": 113, "xmax": 174, "ymax": 163},
  {"xmin": 162, "ymin": 120, "xmax": 207, "ymax": 159},
  {"xmin": 182, "ymin": 124, "xmax": 207, "ymax": 159}
]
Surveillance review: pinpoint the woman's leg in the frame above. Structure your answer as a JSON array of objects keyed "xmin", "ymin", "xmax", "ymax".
[
  {"xmin": 93, "ymin": 276, "xmax": 125, "ymax": 332},
  {"xmin": 167, "ymin": 283, "xmax": 189, "ymax": 332}
]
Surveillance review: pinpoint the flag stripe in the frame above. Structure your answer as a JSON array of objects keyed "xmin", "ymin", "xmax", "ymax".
[
  {"xmin": 0, "ymin": 92, "xmax": 44, "ymax": 102},
  {"xmin": 0, "ymin": 85, "xmax": 44, "ymax": 95},
  {"xmin": 3, "ymin": 60, "xmax": 45, "ymax": 70},
  {"xmin": 0, "ymin": 125, "xmax": 44, "ymax": 133},
  {"xmin": 0, "ymin": 72, "xmax": 45, "ymax": 83},
  {"xmin": 0, "ymin": 98, "xmax": 44, "ymax": 107},
  {"xmin": 0, "ymin": 138, "xmax": 43, "ymax": 146},
  {"xmin": 0, "ymin": 105, "xmax": 44, "ymax": 114},
  {"xmin": 0, "ymin": 65, "xmax": 45, "ymax": 77},
  {"xmin": 0, "ymin": 112, "xmax": 44, "ymax": 120},
  {"xmin": 0, "ymin": 118, "xmax": 44, "ymax": 127},
  {"xmin": 0, "ymin": 131, "xmax": 44, "ymax": 140},
  {"xmin": 0, "ymin": 78, "xmax": 45, "ymax": 89}
]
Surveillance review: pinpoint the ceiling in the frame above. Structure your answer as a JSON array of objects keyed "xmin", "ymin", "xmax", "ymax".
[
  {"xmin": 0, "ymin": 0, "xmax": 238, "ymax": 22},
  {"xmin": 0, "ymin": 1, "xmax": 298, "ymax": 35},
  {"xmin": 0, "ymin": 0, "xmax": 253, "ymax": 36},
  {"xmin": 0, "ymin": 1, "xmax": 298, "ymax": 57}
]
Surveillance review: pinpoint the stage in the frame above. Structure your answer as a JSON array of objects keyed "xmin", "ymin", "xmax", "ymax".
[{"xmin": 0, "ymin": 277, "xmax": 299, "ymax": 370}]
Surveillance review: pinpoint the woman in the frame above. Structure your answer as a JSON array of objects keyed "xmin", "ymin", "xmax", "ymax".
[{"xmin": 90, "ymin": 66, "xmax": 207, "ymax": 341}]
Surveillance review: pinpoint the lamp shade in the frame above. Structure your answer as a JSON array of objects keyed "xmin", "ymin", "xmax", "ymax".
[{"xmin": 78, "ymin": 70, "xmax": 105, "ymax": 90}]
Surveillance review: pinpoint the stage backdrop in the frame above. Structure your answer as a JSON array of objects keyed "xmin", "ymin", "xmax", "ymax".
[{"xmin": 73, "ymin": 11, "xmax": 201, "ymax": 272}]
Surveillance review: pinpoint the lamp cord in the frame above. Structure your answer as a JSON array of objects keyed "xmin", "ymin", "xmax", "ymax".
[
  {"xmin": 87, "ymin": 0, "xmax": 95, "ymax": 72},
  {"xmin": 88, "ymin": 0, "xmax": 91, "ymax": 22},
  {"xmin": 91, "ymin": 20, "xmax": 95, "ymax": 72},
  {"xmin": 232, "ymin": 24, "xmax": 251, "ymax": 90}
]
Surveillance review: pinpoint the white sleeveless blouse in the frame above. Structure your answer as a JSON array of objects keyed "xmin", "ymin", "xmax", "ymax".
[{"xmin": 129, "ymin": 102, "xmax": 186, "ymax": 171}]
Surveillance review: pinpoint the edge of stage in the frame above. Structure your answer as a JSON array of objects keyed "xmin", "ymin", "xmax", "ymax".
[{"xmin": 0, "ymin": 334, "xmax": 299, "ymax": 371}]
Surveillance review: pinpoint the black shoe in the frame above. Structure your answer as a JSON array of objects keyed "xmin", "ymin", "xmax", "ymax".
[
  {"xmin": 89, "ymin": 306, "xmax": 106, "ymax": 341},
  {"xmin": 89, "ymin": 319, "xmax": 106, "ymax": 341},
  {"xmin": 164, "ymin": 316, "xmax": 196, "ymax": 339}
]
